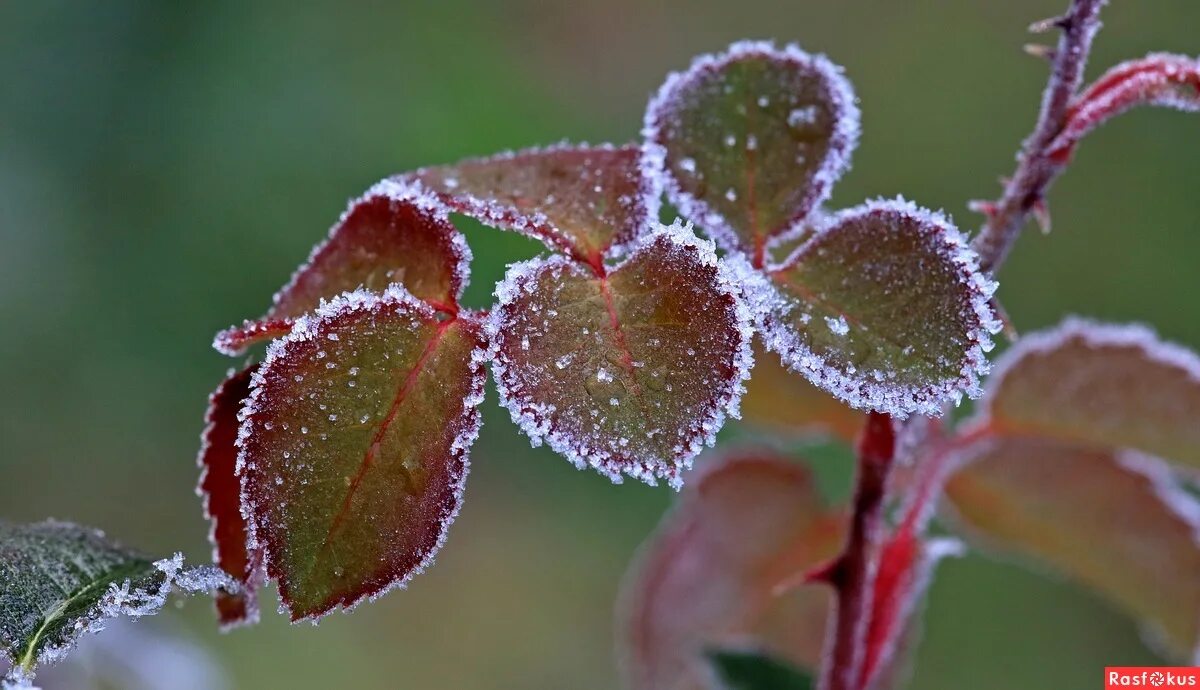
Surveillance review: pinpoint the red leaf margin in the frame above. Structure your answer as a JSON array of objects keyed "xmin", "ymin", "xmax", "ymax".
[
  {"xmin": 196, "ymin": 363, "xmax": 262, "ymax": 629},
  {"xmin": 235, "ymin": 285, "xmax": 487, "ymax": 621}
]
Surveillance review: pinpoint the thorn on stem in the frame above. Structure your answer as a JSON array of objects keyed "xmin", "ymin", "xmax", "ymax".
[
  {"xmin": 967, "ymin": 199, "xmax": 998, "ymax": 217},
  {"xmin": 1023, "ymin": 43, "xmax": 1057, "ymax": 61},
  {"xmin": 1032, "ymin": 198, "xmax": 1052, "ymax": 234},
  {"xmin": 1028, "ymin": 14, "xmax": 1070, "ymax": 34}
]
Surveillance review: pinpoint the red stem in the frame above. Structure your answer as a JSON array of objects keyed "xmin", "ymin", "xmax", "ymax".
[
  {"xmin": 971, "ymin": 0, "xmax": 1107, "ymax": 273},
  {"xmin": 821, "ymin": 412, "xmax": 896, "ymax": 690}
]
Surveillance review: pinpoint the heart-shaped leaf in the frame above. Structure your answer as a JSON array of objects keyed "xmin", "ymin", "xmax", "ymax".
[
  {"xmin": 982, "ymin": 318, "xmax": 1200, "ymax": 472},
  {"xmin": 945, "ymin": 438, "xmax": 1200, "ymax": 662},
  {"xmin": 752, "ymin": 199, "xmax": 999, "ymax": 417},
  {"xmin": 0, "ymin": 522, "xmax": 231, "ymax": 684},
  {"xmin": 741, "ymin": 342, "xmax": 863, "ymax": 443},
  {"xmin": 707, "ymin": 649, "xmax": 813, "ymax": 690},
  {"xmin": 488, "ymin": 223, "xmax": 753, "ymax": 487},
  {"xmin": 237, "ymin": 286, "xmax": 486, "ymax": 620},
  {"xmin": 196, "ymin": 364, "xmax": 261, "ymax": 628},
  {"xmin": 215, "ymin": 179, "xmax": 470, "ymax": 355},
  {"xmin": 406, "ymin": 143, "xmax": 659, "ymax": 264},
  {"xmin": 644, "ymin": 40, "xmax": 860, "ymax": 261},
  {"xmin": 617, "ymin": 450, "xmax": 843, "ymax": 690}
]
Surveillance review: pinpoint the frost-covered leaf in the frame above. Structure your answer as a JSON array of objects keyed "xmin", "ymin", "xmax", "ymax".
[
  {"xmin": 644, "ymin": 40, "xmax": 859, "ymax": 260},
  {"xmin": 617, "ymin": 450, "xmax": 842, "ymax": 690},
  {"xmin": 237, "ymin": 286, "xmax": 485, "ymax": 620},
  {"xmin": 945, "ymin": 438, "xmax": 1200, "ymax": 662},
  {"xmin": 0, "ymin": 522, "xmax": 231, "ymax": 685},
  {"xmin": 741, "ymin": 343, "xmax": 862, "ymax": 443},
  {"xmin": 196, "ymin": 364, "xmax": 260, "ymax": 629},
  {"xmin": 707, "ymin": 649, "xmax": 813, "ymax": 690},
  {"xmin": 982, "ymin": 318, "xmax": 1200, "ymax": 473},
  {"xmin": 488, "ymin": 223, "xmax": 753, "ymax": 488},
  {"xmin": 407, "ymin": 143, "xmax": 658, "ymax": 264},
  {"xmin": 1049, "ymin": 53, "xmax": 1200, "ymax": 162},
  {"xmin": 858, "ymin": 531, "xmax": 961, "ymax": 690},
  {"xmin": 754, "ymin": 199, "xmax": 999, "ymax": 417},
  {"xmin": 214, "ymin": 179, "xmax": 470, "ymax": 356}
]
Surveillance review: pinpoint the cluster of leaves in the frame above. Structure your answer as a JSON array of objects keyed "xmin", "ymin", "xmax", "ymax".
[
  {"xmin": 196, "ymin": 39, "xmax": 1001, "ymax": 627},
  {"xmin": 3, "ymin": 9, "xmax": 1198, "ymax": 689}
]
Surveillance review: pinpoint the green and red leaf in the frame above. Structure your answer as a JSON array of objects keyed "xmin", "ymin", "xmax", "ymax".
[
  {"xmin": 740, "ymin": 342, "xmax": 864, "ymax": 444},
  {"xmin": 644, "ymin": 40, "xmax": 859, "ymax": 261},
  {"xmin": 944, "ymin": 437, "xmax": 1200, "ymax": 662},
  {"xmin": 982, "ymin": 318, "xmax": 1200, "ymax": 473},
  {"xmin": 237, "ymin": 286, "xmax": 485, "ymax": 620},
  {"xmin": 406, "ymin": 143, "xmax": 658, "ymax": 266},
  {"xmin": 197, "ymin": 363, "xmax": 261, "ymax": 628},
  {"xmin": 487, "ymin": 223, "xmax": 753, "ymax": 488},
  {"xmin": 617, "ymin": 450, "xmax": 843, "ymax": 690},
  {"xmin": 214, "ymin": 179, "xmax": 469, "ymax": 355},
  {"xmin": 752, "ymin": 199, "xmax": 999, "ymax": 417}
]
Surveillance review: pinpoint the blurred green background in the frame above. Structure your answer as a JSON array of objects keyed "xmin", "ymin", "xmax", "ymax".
[{"xmin": 2, "ymin": 1, "xmax": 1198, "ymax": 688}]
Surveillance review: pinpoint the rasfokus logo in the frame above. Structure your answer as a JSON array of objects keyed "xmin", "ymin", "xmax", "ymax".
[{"xmin": 1106, "ymin": 667, "xmax": 1200, "ymax": 688}]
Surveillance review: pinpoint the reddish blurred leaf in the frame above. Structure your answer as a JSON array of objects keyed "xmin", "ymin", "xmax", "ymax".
[
  {"xmin": 1048, "ymin": 53, "xmax": 1200, "ymax": 162},
  {"xmin": 740, "ymin": 342, "xmax": 863, "ymax": 443},
  {"xmin": 755, "ymin": 199, "xmax": 998, "ymax": 417},
  {"xmin": 196, "ymin": 364, "xmax": 260, "ymax": 628},
  {"xmin": 407, "ymin": 143, "xmax": 658, "ymax": 265},
  {"xmin": 488, "ymin": 223, "xmax": 752, "ymax": 488},
  {"xmin": 214, "ymin": 179, "xmax": 470, "ymax": 355},
  {"xmin": 983, "ymin": 318, "xmax": 1200, "ymax": 472},
  {"xmin": 645, "ymin": 40, "xmax": 859, "ymax": 261},
  {"xmin": 238, "ymin": 287, "xmax": 485, "ymax": 620},
  {"xmin": 617, "ymin": 450, "xmax": 844, "ymax": 690},
  {"xmin": 945, "ymin": 437, "xmax": 1200, "ymax": 662}
]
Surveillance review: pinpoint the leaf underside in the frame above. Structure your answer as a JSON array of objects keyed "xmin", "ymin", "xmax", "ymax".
[
  {"xmin": 0, "ymin": 521, "xmax": 159, "ymax": 677},
  {"xmin": 618, "ymin": 450, "xmax": 842, "ymax": 690},
  {"xmin": 238, "ymin": 288, "xmax": 484, "ymax": 620},
  {"xmin": 490, "ymin": 227, "xmax": 751, "ymax": 487},
  {"xmin": 197, "ymin": 363, "xmax": 260, "ymax": 628}
]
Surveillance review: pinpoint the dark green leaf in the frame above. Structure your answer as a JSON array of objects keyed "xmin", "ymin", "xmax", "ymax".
[{"xmin": 708, "ymin": 649, "xmax": 813, "ymax": 690}]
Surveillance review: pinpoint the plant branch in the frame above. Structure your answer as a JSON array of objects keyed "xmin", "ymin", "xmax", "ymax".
[
  {"xmin": 971, "ymin": 0, "xmax": 1108, "ymax": 273},
  {"xmin": 819, "ymin": 412, "xmax": 896, "ymax": 690}
]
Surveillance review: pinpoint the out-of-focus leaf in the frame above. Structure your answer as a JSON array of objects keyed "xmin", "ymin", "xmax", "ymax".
[
  {"xmin": 1049, "ymin": 53, "xmax": 1200, "ymax": 162},
  {"xmin": 214, "ymin": 179, "xmax": 470, "ymax": 355},
  {"xmin": 945, "ymin": 437, "xmax": 1200, "ymax": 662},
  {"xmin": 754, "ymin": 199, "xmax": 998, "ymax": 417},
  {"xmin": 488, "ymin": 223, "xmax": 753, "ymax": 488},
  {"xmin": 707, "ymin": 649, "xmax": 813, "ymax": 690},
  {"xmin": 740, "ymin": 342, "xmax": 863, "ymax": 443},
  {"xmin": 617, "ymin": 450, "xmax": 843, "ymax": 690},
  {"xmin": 982, "ymin": 318, "xmax": 1200, "ymax": 472},
  {"xmin": 238, "ymin": 287, "xmax": 485, "ymax": 621},
  {"xmin": 196, "ymin": 364, "xmax": 260, "ymax": 628},
  {"xmin": 644, "ymin": 40, "xmax": 859, "ymax": 260},
  {"xmin": 0, "ymin": 522, "xmax": 230, "ymax": 684},
  {"xmin": 407, "ymin": 143, "xmax": 657, "ymax": 264}
]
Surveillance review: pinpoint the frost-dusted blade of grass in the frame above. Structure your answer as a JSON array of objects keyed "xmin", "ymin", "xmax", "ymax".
[
  {"xmin": 644, "ymin": 40, "xmax": 859, "ymax": 261},
  {"xmin": 754, "ymin": 199, "xmax": 999, "ymax": 417},
  {"xmin": 237, "ymin": 286, "xmax": 486, "ymax": 621},
  {"xmin": 617, "ymin": 450, "xmax": 842, "ymax": 690},
  {"xmin": 214, "ymin": 179, "xmax": 470, "ymax": 356},
  {"xmin": 981, "ymin": 318, "xmax": 1200, "ymax": 473},
  {"xmin": 406, "ymin": 142, "xmax": 659, "ymax": 264},
  {"xmin": 944, "ymin": 437, "xmax": 1200, "ymax": 663},
  {"xmin": 196, "ymin": 364, "xmax": 261, "ymax": 629},
  {"xmin": 0, "ymin": 521, "xmax": 232, "ymax": 685},
  {"xmin": 487, "ymin": 222, "xmax": 753, "ymax": 488}
]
